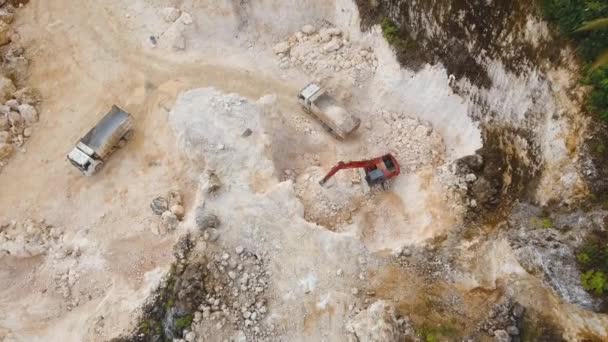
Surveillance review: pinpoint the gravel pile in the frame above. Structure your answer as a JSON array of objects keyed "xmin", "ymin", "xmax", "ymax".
[
  {"xmin": 273, "ymin": 24, "xmax": 378, "ymax": 84},
  {"xmin": 0, "ymin": 2, "xmax": 40, "ymax": 170}
]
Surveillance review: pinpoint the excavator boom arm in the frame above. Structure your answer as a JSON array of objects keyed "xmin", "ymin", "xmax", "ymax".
[{"xmin": 319, "ymin": 160, "xmax": 376, "ymax": 185}]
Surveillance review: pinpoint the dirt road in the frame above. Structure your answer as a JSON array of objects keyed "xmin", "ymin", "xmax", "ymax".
[{"xmin": 0, "ymin": 1, "xmax": 305, "ymax": 340}]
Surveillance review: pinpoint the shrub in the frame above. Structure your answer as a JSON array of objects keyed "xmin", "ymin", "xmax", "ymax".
[
  {"xmin": 381, "ymin": 18, "xmax": 400, "ymax": 45},
  {"xmin": 416, "ymin": 323, "xmax": 458, "ymax": 342},
  {"xmin": 174, "ymin": 314, "xmax": 193, "ymax": 331},
  {"xmin": 531, "ymin": 216, "xmax": 554, "ymax": 229},
  {"xmin": 380, "ymin": 18, "xmax": 415, "ymax": 51},
  {"xmin": 581, "ymin": 270, "xmax": 608, "ymax": 295},
  {"xmin": 584, "ymin": 66, "xmax": 608, "ymax": 120},
  {"xmin": 542, "ymin": 0, "xmax": 608, "ymax": 62},
  {"xmin": 542, "ymin": 0, "xmax": 608, "ymax": 121},
  {"xmin": 576, "ymin": 237, "xmax": 608, "ymax": 297}
]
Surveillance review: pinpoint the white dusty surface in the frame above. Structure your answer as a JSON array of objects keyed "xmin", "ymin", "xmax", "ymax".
[{"xmin": 0, "ymin": 0, "xmax": 606, "ymax": 341}]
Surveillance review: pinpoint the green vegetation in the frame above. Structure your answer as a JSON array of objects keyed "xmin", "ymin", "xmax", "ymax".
[
  {"xmin": 416, "ymin": 323, "xmax": 458, "ymax": 342},
  {"xmin": 542, "ymin": 0, "xmax": 608, "ymax": 121},
  {"xmin": 531, "ymin": 216, "xmax": 554, "ymax": 229},
  {"xmin": 381, "ymin": 18, "xmax": 400, "ymax": 45},
  {"xmin": 138, "ymin": 319, "xmax": 162, "ymax": 335},
  {"xmin": 583, "ymin": 66, "xmax": 608, "ymax": 121},
  {"xmin": 593, "ymin": 141, "xmax": 606, "ymax": 155},
  {"xmin": 380, "ymin": 18, "xmax": 416, "ymax": 51},
  {"xmin": 576, "ymin": 238, "xmax": 608, "ymax": 296},
  {"xmin": 174, "ymin": 314, "xmax": 193, "ymax": 331},
  {"xmin": 581, "ymin": 270, "xmax": 608, "ymax": 295}
]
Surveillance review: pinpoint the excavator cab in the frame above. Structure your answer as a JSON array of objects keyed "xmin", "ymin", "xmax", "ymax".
[
  {"xmin": 363, "ymin": 154, "xmax": 400, "ymax": 186},
  {"xmin": 319, "ymin": 153, "xmax": 401, "ymax": 188}
]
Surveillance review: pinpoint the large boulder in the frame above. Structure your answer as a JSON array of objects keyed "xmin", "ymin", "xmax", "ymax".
[
  {"xmin": 0, "ymin": 76, "xmax": 15, "ymax": 103},
  {"xmin": 0, "ymin": 20, "xmax": 10, "ymax": 46},
  {"xmin": 13, "ymin": 87, "xmax": 40, "ymax": 105},
  {"xmin": 0, "ymin": 115, "xmax": 8, "ymax": 130},
  {"xmin": 161, "ymin": 7, "xmax": 181, "ymax": 23},
  {"xmin": 150, "ymin": 197, "xmax": 169, "ymax": 215},
  {"xmin": 0, "ymin": 131, "xmax": 10, "ymax": 143},
  {"xmin": 273, "ymin": 41, "xmax": 290, "ymax": 54},
  {"xmin": 347, "ymin": 301, "xmax": 404, "ymax": 342},
  {"xmin": 17, "ymin": 104, "xmax": 37, "ymax": 125},
  {"xmin": 0, "ymin": 6, "xmax": 14, "ymax": 24},
  {"xmin": 195, "ymin": 210, "xmax": 219, "ymax": 231},
  {"xmin": 0, "ymin": 142, "xmax": 13, "ymax": 160}
]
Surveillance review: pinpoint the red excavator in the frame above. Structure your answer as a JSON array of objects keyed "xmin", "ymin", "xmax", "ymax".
[{"xmin": 319, "ymin": 153, "xmax": 401, "ymax": 188}]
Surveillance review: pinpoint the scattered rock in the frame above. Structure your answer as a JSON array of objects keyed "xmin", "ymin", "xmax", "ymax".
[
  {"xmin": 235, "ymin": 246, "xmax": 244, "ymax": 254},
  {"xmin": 457, "ymin": 154, "xmax": 484, "ymax": 172},
  {"xmin": 179, "ymin": 12, "xmax": 193, "ymax": 25},
  {"xmin": 172, "ymin": 34, "xmax": 186, "ymax": 51},
  {"xmin": 324, "ymin": 39, "xmax": 341, "ymax": 52},
  {"xmin": 7, "ymin": 111, "xmax": 21, "ymax": 128},
  {"xmin": 0, "ymin": 142, "xmax": 12, "ymax": 159},
  {"xmin": 173, "ymin": 233, "xmax": 193, "ymax": 260},
  {"xmin": 170, "ymin": 204, "xmax": 185, "ymax": 220},
  {"xmin": 168, "ymin": 190, "xmax": 183, "ymax": 207},
  {"xmin": 273, "ymin": 41, "xmax": 290, "ymax": 55},
  {"xmin": 327, "ymin": 27, "xmax": 342, "ymax": 36},
  {"xmin": 196, "ymin": 210, "xmax": 220, "ymax": 231},
  {"xmin": 0, "ymin": 20, "xmax": 10, "ymax": 46},
  {"xmin": 0, "ymin": 8, "xmax": 14, "ymax": 24},
  {"xmin": 184, "ymin": 331, "xmax": 196, "ymax": 342},
  {"xmin": 0, "ymin": 130, "xmax": 9, "ymax": 143},
  {"xmin": 0, "ymin": 115, "xmax": 8, "ymax": 130},
  {"xmin": 17, "ymin": 104, "xmax": 37, "ymax": 125},
  {"xmin": 506, "ymin": 326, "xmax": 519, "ymax": 336},
  {"xmin": 241, "ymin": 128, "xmax": 252, "ymax": 137},
  {"xmin": 512, "ymin": 304, "xmax": 524, "ymax": 318},
  {"xmin": 160, "ymin": 210, "xmax": 179, "ymax": 231},
  {"xmin": 471, "ymin": 176, "xmax": 498, "ymax": 205},
  {"xmin": 302, "ymin": 24, "xmax": 315, "ymax": 35},
  {"xmin": 0, "ymin": 76, "xmax": 15, "ymax": 102},
  {"xmin": 465, "ymin": 173, "xmax": 477, "ymax": 183},
  {"xmin": 150, "ymin": 197, "xmax": 169, "ymax": 215},
  {"xmin": 5, "ymin": 99, "xmax": 17, "ymax": 109},
  {"xmin": 22, "ymin": 127, "xmax": 31, "ymax": 137},
  {"xmin": 203, "ymin": 228, "xmax": 219, "ymax": 242},
  {"xmin": 347, "ymin": 301, "xmax": 404, "ymax": 342},
  {"xmin": 493, "ymin": 330, "xmax": 511, "ymax": 342},
  {"xmin": 161, "ymin": 7, "xmax": 181, "ymax": 23},
  {"xmin": 201, "ymin": 171, "xmax": 221, "ymax": 194},
  {"xmin": 13, "ymin": 87, "xmax": 40, "ymax": 105}
]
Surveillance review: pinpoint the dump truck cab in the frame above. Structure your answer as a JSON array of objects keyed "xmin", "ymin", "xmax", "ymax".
[
  {"xmin": 298, "ymin": 83, "xmax": 360, "ymax": 139},
  {"xmin": 67, "ymin": 105, "xmax": 133, "ymax": 176}
]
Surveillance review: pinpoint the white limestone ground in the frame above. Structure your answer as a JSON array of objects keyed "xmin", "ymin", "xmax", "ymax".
[{"xmin": 0, "ymin": 0, "xmax": 606, "ymax": 341}]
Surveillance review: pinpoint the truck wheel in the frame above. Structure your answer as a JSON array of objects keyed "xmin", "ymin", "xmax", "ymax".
[
  {"xmin": 122, "ymin": 130, "xmax": 134, "ymax": 141},
  {"xmin": 94, "ymin": 162, "xmax": 104, "ymax": 174}
]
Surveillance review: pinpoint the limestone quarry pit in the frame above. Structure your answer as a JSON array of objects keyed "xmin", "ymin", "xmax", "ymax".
[{"xmin": 0, "ymin": 1, "xmax": 607, "ymax": 341}]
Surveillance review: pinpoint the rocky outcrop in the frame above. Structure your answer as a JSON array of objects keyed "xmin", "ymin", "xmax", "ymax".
[
  {"xmin": 347, "ymin": 301, "xmax": 413, "ymax": 342},
  {"xmin": 507, "ymin": 202, "xmax": 607, "ymax": 311}
]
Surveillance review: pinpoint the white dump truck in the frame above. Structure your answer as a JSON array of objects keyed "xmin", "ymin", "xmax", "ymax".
[
  {"xmin": 298, "ymin": 83, "xmax": 360, "ymax": 139},
  {"xmin": 67, "ymin": 105, "xmax": 133, "ymax": 176}
]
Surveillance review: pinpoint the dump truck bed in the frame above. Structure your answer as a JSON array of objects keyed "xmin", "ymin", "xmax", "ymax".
[
  {"xmin": 81, "ymin": 105, "xmax": 133, "ymax": 158},
  {"xmin": 310, "ymin": 92, "xmax": 360, "ymax": 138}
]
